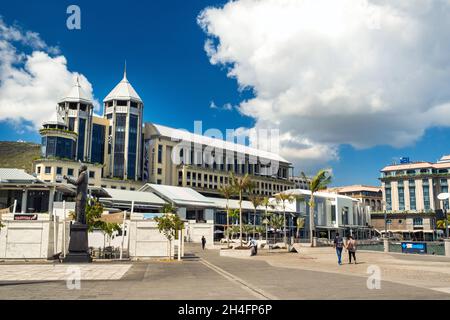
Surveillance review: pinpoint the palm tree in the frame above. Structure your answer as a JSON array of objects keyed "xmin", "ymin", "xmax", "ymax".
[
  {"xmin": 261, "ymin": 197, "xmax": 275, "ymax": 242},
  {"xmin": 226, "ymin": 209, "xmax": 240, "ymax": 241},
  {"xmin": 218, "ymin": 184, "xmax": 236, "ymax": 246},
  {"xmin": 255, "ymin": 225, "xmax": 266, "ymax": 240},
  {"xmin": 270, "ymin": 214, "xmax": 284, "ymax": 242},
  {"xmin": 296, "ymin": 216, "xmax": 305, "ymax": 238},
  {"xmin": 275, "ymin": 193, "xmax": 296, "ymax": 246},
  {"xmin": 302, "ymin": 170, "xmax": 332, "ymax": 247},
  {"xmin": 229, "ymin": 172, "xmax": 254, "ymax": 247},
  {"xmin": 248, "ymin": 192, "xmax": 263, "ymax": 239}
]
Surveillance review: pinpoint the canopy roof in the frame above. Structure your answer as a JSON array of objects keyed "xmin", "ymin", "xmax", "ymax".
[
  {"xmin": 0, "ymin": 169, "xmax": 38, "ymax": 184},
  {"xmin": 140, "ymin": 184, "xmax": 215, "ymax": 208},
  {"xmin": 100, "ymin": 188, "xmax": 166, "ymax": 208}
]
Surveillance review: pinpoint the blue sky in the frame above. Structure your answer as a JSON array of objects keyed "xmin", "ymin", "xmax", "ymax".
[{"xmin": 0, "ymin": 0, "xmax": 449, "ymax": 187}]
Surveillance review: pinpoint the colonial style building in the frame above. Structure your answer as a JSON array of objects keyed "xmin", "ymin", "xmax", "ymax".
[
  {"xmin": 34, "ymin": 67, "xmax": 294, "ymax": 196},
  {"xmin": 380, "ymin": 155, "xmax": 450, "ymax": 212},
  {"xmin": 377, "ymin": 156, "xmax": 450, "ymax": 240},
  {"xmin": 328, "ymin": 185, "xmax": 383, "ymax": 212}
]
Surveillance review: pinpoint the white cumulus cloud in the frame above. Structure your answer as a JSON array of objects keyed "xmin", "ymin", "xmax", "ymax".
[
  {"xmin": 0, "ymin": 17, "xmax": 98, "ymax": 132},
  {"xmin": 198, "ymin": 0, "xmax": 450, "ymax": 173}
]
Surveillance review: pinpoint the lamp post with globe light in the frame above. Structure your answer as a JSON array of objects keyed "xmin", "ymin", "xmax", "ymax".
[{"xmin": 437, "ymin": 193, "xmax": 449, "ymax": 239}]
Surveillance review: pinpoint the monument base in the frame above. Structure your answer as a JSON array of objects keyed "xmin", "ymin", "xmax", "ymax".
[{"xmin": 64, "ymin": 223, "xmax": 92, "ymax": 263}]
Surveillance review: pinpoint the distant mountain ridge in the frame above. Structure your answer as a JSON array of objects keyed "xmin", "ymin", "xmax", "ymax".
[{"xmin": 0, "ymin": 141, "xmax": 40, "ymax": 173}]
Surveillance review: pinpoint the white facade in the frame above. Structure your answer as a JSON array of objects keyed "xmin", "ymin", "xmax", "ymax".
[{"xmin": 283, "ymin": 189, "xmax": 371, "ymax": 234}]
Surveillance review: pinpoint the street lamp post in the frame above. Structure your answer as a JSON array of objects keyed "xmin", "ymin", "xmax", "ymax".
[{"xmin": 438, "ymin": 193, "xmax": 450, "ymax": 239}]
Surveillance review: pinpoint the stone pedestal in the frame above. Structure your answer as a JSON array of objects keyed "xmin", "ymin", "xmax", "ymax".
[
  {"xmin": 445, "ymin": 239, "xmax": 450, "ymax": 257},
  {"xmin": 64, "ymin": 223, "xmax": 92, "ymax": 263},
  {"xmin": 312, "ymin": 237, "xmax": 318, "ymax": 247}
]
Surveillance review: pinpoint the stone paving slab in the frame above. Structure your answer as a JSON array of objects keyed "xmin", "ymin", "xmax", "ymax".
[
  {"xmin": 0, "ymin": 264, "xmax": 132, "ymax": 281},
  {"xmin": 230, "ymin": 246, "xmax": 450, "ymax": 295}
]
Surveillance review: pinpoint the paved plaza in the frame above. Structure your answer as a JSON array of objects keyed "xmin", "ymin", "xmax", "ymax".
[{"xmin": 0, "ymin": 245, "xmax": 449, "ymax": 300}]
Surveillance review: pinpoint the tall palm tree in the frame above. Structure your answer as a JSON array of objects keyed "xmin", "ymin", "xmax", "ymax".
[
  {"xmin": 248, "ymin": 192, "xmax": 263, "ymax": 239},
  {"xmin": 275, "ymin": 193, "xmax": 296, "ymax": 246},
  {"xmin": 261, "ymin": 197, "xmax": 275, "ymax": 242},
  {"xmin": 229, "ymin": 172, "xmax": 254, "ymax": 247},
  {"xmin": 218, "ymin": 184, "xmax": 236, "ymax": 246},
  {"xmin": 302, "ymin": 170, "xmax": 332, "ymax": 247}
]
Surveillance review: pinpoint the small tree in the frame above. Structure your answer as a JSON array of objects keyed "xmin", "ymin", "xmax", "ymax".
[
  {"xmin": 71, "ymin": 200, "xmax": 122, "ymax": 246},
  {"xmin": 248, "ymin": 193, "xmax": 263, "ymax": 239},
  {"xmin": 270, "ymin": 214, "xmax": 284, "ymax": 242},
  {"xmin": 155, "ymin": 212, "xmax": 183, "ymax": 260},
  {"xmin": 219, "ymin": 184, "xmax": 236, "ymax": 247},
  {"xmin": 296, "ymin": 217, "xmax": 305, "ymax": 238},
  {"xmin": 275, "ymin": 193, "xmax": 296, "ymax": 246},
  {"xmin": 261, "ymin": 197, "xmax": 275, "ymax": 241}
]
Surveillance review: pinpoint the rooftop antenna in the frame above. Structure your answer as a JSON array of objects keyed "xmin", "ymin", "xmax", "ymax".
[{"xmin": 123, "ymin": 60, "xmax": 127, "ymax": 80}]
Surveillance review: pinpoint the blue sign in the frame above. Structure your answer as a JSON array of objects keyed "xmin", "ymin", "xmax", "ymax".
[
  {"xmin": 400, "ymin": 157, "xmax": 410, "ymax": 164},
  {"xmin": 401, "ymin": 242, "xmax": 427, "ymax": 254}
]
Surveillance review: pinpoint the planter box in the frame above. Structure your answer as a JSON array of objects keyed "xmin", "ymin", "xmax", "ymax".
[{"xmin": 220, "ymin": 248, "xmax": 252, "ymax": 258}]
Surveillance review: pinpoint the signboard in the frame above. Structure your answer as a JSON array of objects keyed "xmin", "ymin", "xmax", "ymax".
[
  {"xmin": 401, "ymin": 242, "xmax": 427, "ymax": 254},
  {"xmin": 400, "ymin": 157, "xmax": 410, "ymax": 164},
  {"xmin": 14, "ymin": 214, "xmax": 38, "ymax": 221}
]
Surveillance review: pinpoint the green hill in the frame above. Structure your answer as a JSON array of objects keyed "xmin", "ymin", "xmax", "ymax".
[{"xmin": 0, "ymin": 141, "xmax": 41, "ymax": 173}]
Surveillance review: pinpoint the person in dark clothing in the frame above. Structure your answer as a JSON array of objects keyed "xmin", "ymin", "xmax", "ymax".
[
  {"xmin": 201, "ymin": 236, "xmax": 206, "ymax": 250},
  {"xmin": 333, "ymin": 233, "xmax": 344, "ymax": 265},
  {"xmin": 346, "ymin": 235, "xmax": 357, "ymax": 264},
  {"xmin": 249, "ymin": 238, "xmax": 257, "ymax": 256}
]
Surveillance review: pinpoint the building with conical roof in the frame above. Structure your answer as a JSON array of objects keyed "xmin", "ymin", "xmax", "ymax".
[
  {"xmin": 103, "ymin": 66, "xmax": 144, "ymax": 181},
  {"xmin": 40, "ymin": 108, "xmax": 77, "ymax": 161},
  {"xmin": 57, "ymin": 77, "xmax": 94, "ymax": 162},
  {"xmin": 34, "ymin": 63, "xmax": 295, "ymax": 197}
]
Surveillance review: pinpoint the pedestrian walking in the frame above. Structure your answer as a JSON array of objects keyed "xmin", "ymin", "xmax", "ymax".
[
  {"xmin": 249, "ymin": 238, "xmax": 258, "ymax": 256},
  {"xmin": 346, "ymin": 235, "xmax": 357, "ymax": 264},
  {"xmin": 201, "ymin": 236, "xmax": 206, "ymax": 250},
  {"xmin": 333, "ymin": 233, "xmax": 344, "ymax": 265}
]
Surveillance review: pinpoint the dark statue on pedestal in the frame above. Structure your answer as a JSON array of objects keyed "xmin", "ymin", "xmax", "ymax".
[{"xmin": 63, "ymin": 164, "xmax": 92, "ymax": 263}]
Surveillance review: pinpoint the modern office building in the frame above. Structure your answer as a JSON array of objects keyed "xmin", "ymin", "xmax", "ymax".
[
  {"xmin": 57, "ymin": 77, "xmax": 94, "ymax": 162},
  {"xmin": 328, "ymin": 185, "xmax": 383, "ymax": 211},
  {"xmin": 143, "ymin": 123, "xmax": 294, "ymax": 197},
  {"xmin": 289, "ymin": 176, "xmax": 311, "ymax": 190},
  {"xmin": 34, "ymin": 67, "xmax": 294, "ymax": 196},
  {"xmin": 281, "ymin": 189, "xmax": 372, "ymax": 240},
  {"xmin": 103, "ymin": 69, "xmax": 144, "ymax": 181}
]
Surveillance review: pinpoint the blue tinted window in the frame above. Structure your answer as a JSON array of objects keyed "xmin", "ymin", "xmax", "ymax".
[
  {"xmin": 127, "ymin": 115, "xmax": 138, "ymax": 180},
  {"xmin": 77, "ymin": 118, "xmax": 86, "ymax": 161},
  {"xmin": 113, "ymin": 114, "xmax": 126, "ymax": 178},
  {"xmin": 91, "ymin": 124, "xmax": 105, "ymax": 164}
]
